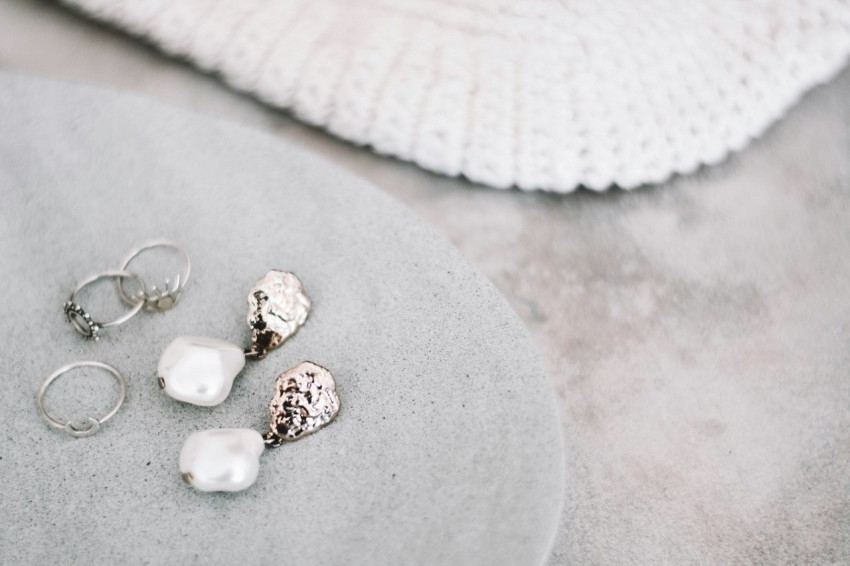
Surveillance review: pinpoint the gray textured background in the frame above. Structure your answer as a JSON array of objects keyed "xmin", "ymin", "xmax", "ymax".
[
  {"xmin": 0, "ymin": 72, "xmax": 563, "ymax": 564},
  {"xmin": 1, "ymin": 1, "xmax": 850, "ymax": 563}
]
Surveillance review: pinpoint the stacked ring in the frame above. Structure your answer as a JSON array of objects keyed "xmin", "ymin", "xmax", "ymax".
[{"xmin": 63, "ymin": 239, "xmax": 190, "ymax": 341}]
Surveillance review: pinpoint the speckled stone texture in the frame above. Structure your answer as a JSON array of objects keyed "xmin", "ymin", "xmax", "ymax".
[
  {"xmin": 2, "ymin": 2, "xmax": 850, "ymax": 562},
  {"xmin": 0, "ymin": 73, "xmax": 564, "ymax": 565}
]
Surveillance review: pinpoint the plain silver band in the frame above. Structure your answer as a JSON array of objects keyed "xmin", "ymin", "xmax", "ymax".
[
  {"xmin": 37, "ymin": 361, "xmax": 126, "ymax": 438},
  {"xmin": 68, "ymin": 269, "xmax": 145, "ymax": 335},
  {"xmin": 116, "ymin": 239, "xmax": 191, "ymax": 307}
]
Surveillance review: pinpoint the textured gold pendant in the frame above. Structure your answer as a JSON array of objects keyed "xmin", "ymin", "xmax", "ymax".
[
  {"xmin": 264, "ymin": 361, "xmax": 341, "ymax": 447},
  {"xmin": 247, "ymin": 270, "xmax": 311, "ymax": 357}
]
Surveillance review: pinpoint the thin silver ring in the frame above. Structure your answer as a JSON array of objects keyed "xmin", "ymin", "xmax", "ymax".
[
  {"xmin": 65, "ymin": 269, "xmax": 145, "ymax": 341},
  {"xmin": 116, "ymin": 239, "xmax": 191, "ymax": 312},
  {"xmin": 37, "ymin": 361, "xmax": 126, "ymax": 438}
]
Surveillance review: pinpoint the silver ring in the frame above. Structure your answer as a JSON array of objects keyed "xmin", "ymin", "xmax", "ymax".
[
  {"xmin": 37, "ymin": 361, "xmax": 126, "ymax": 438},
  {"xmin": 64, "ymin": 269, "xmax": 145, "ymax": 341},
  {"xmin": 117, "ymin": 239, "xmax": 190, "ymax": 312}
]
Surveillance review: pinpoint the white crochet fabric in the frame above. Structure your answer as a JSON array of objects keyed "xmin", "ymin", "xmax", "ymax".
[{"xmin": 62, "ymin": 0, "xmax": 850, "ymax": 192}]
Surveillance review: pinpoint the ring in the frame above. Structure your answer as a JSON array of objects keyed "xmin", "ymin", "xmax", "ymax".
[
  {"xmin": 37, "ymin": 361, "xmax": 126, "ymax": 438},
  {"xmin": 116, "ymin": 239, "xmax": 191, "ymax": 312},
  {"xmin": 65, "ymin": 269, "xmax": 146, "ymax": 341}
]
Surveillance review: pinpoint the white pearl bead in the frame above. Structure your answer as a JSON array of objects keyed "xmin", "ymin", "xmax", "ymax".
[
  {"xmin": 179, "ymin": 428, "xmax": 265, "ymax": 492},
  {"xmin": 158, "ymin": 336, "xmax": 246, "ymax": 406}
]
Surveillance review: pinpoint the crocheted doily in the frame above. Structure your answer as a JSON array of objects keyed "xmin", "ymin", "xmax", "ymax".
[{"xmin": 62, "ymin": 0, "xmax": 850, "ymax": 192}]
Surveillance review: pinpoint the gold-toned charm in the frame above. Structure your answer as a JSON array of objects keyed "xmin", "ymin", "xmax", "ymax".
[
  {"xmin": 178, "ymin": 360, "xmax": 341, "ymax": 492},
  {"xmin": 247, "ymin": 270, "xmax": 311, "ymax": 358},
  {"xmin": 264, "ymin": 361, "xmax": 341, "ymax": 447}
]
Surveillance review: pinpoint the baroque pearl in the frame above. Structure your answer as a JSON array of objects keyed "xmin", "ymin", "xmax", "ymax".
[
  {"xmin": 179, "ymin": 429, "xmax": 265, "ymax": 492},
  {"xmin": 158, "ymin": 336, "xmax": 246, "ymax": 406}
]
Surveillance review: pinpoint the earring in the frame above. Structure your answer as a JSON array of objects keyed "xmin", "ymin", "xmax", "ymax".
[
  {"xmin": 64, "ymin": 240, "xmax": 191, "ymax": 341},
  {"xmin": 157, "ymin": 270, "xmax": 310, "ymax": 407},
  {"xmin": 178, "ymin": 361, "xmax": 340, "ymax": 492},
  {"xmin": 37, "ymin": 361, "xmax": 126, "ymax": 437}
]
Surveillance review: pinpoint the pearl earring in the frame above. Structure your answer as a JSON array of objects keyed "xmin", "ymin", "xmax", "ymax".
[
  {"xmin": 157, "ymin": 270, "xmax": 310, "ymax": 407},
  {"xmin": 178, "ymin": 361, "xmax": 340, "ymax": 492}
]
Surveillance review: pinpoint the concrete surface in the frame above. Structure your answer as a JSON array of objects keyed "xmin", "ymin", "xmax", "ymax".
[
  {"xmin": 1, "ymin": 1, "xmax": 849, "ymax": 563},
  {"xmin": 0, "ymin": 71, "xmax": 563, "ymax": 564}
]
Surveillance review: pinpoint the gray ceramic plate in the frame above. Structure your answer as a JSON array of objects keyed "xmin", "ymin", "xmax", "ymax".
[{"xmin": 0, "ymin": 72, "xmax": 564, "ymax": 565}]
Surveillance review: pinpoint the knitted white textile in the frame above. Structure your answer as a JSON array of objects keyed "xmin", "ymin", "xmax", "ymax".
[{"xmin": 62, "ymin": 0, "xmax": 850, "ymax": 192}]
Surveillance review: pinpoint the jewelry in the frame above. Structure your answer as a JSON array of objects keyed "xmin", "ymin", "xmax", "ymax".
[
  {"xmin": 64, "ymin": 239, "xmax": 191, "ymax": 340},
  {"xmin": 64, "ymin": 270, "xmax": 146, "ymax": 341},
  {"xmin": 157, "ymin": 270, "xmax": 310, "ymax": 406},
  {"xmin": 179, "ymin": 361, "xmax": 340, "ymax": 492},
  {"xmin": 37, "ymin": 361, "xmax": 126, "ymax": 438},
  {"xmin": 117, "ymin": 239, "xmax": 191, "ymax": 312}
]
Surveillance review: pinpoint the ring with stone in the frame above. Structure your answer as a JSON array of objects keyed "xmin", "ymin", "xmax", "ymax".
[
  {"xmin": 37, "ymin": 361, "xmax": 126, "ymax": 438},
  {"xmin": 116, "ymin": 239, "xmax": 191, "ymax": 312},
  {"xmin": 64, "ymin": 269, "xmax": 146, "ymax": 341}
]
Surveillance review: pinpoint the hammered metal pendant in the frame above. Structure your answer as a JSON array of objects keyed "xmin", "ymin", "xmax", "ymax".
[
  {"xmin": 159, "ymin": 269, "xmax": 311, "ymax": 407},
  {"xmin": 264, "ymin": 361, "xmax": 341, "ymax": 447},
  {"xmin": 247, "ymin": 270, "xmax": 311, "ymax": 358},
  {"xmin": 179, "ymin": 361, "xmax": 341, "ymax": 492}
]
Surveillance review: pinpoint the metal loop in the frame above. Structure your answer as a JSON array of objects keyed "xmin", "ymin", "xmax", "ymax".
[
  {"xmin": 37, "ymin": 361, "xmax": 126, "ymax": 438},
  {"xmin": 242, "ymin": 347, "xmax": 263, "ymax": 360},
  {"xmin": 64, "ymin": 417, "xmax": 101, "ymax": 438},
  {"xmin": 65, "ymin": 270, "xmax": 145, "ymax": 340},
  {"xmin": 117, "ymin": 240, "xmax": 190, "ymax": 312}
]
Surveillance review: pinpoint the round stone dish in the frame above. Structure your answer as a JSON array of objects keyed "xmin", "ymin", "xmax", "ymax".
[{"xmin": 0, "ymin": 72, "xmax": 564, "ymax": 565}]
